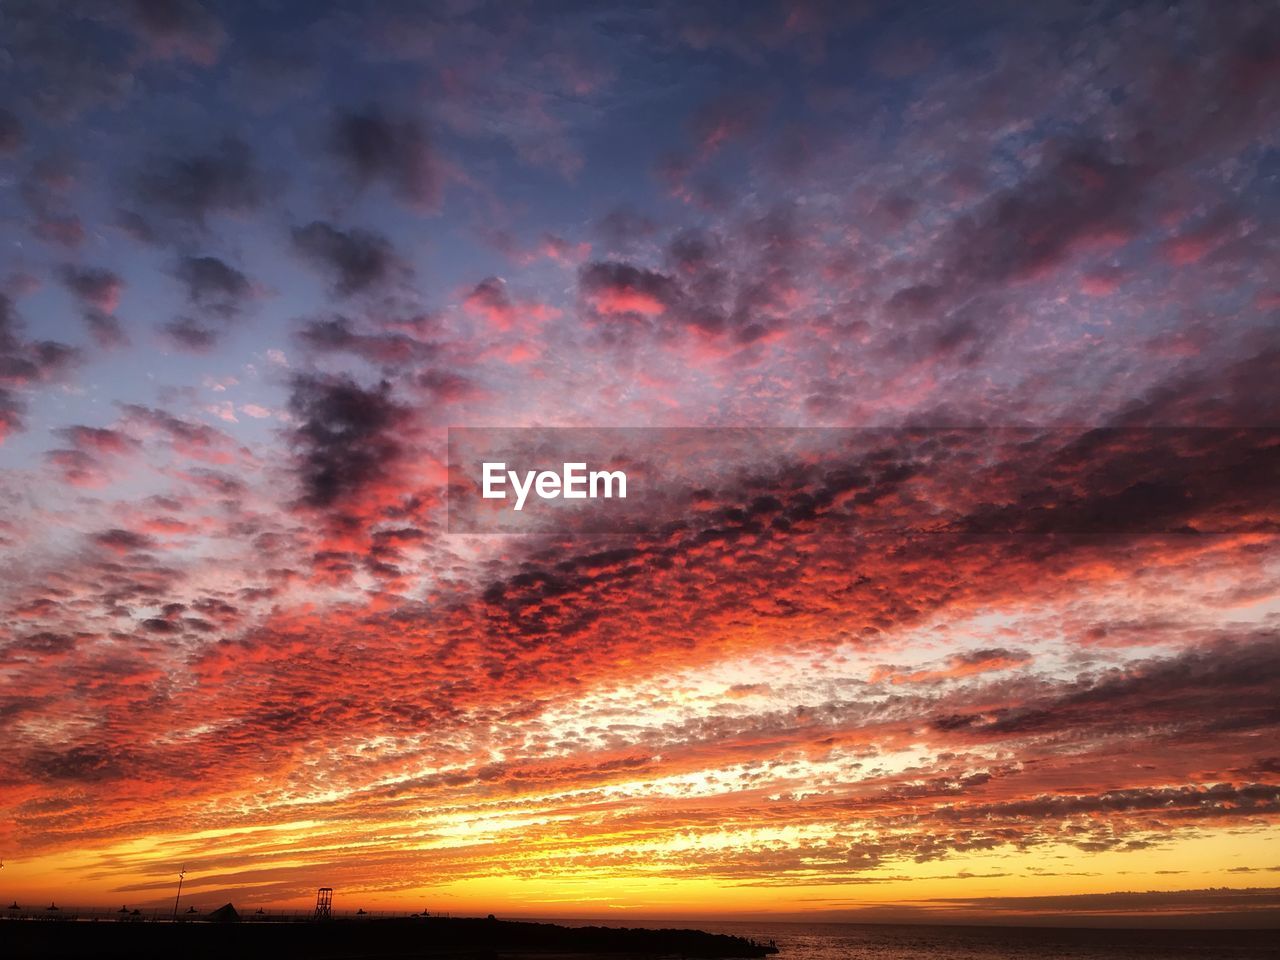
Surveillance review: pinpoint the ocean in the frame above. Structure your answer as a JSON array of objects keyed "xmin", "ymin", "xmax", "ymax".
[{"xmin": 559, "ymin": 919, "xmax": 1279, "ymax": 960}]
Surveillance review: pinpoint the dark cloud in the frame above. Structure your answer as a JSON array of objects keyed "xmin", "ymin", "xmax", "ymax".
[
  {"xmin": 154, "ymin": 255, "xmax": 256, "ymax": 350},
  {"xmin": 937, "ymin": 783, "xmax": 1280, "ymax": 826},
  {"xmin": 953, "ymin": 647, "xmax": 1032, "ymax": 668},
  {"xmin": 1114, "ymin": 347, "xmax": 1280, "ymax": 428},
  {"xmin": 291, "ymin": 221, "xmax": 408, "ymax": 297},
  {"xmin": 287, "ymin": 374, "xmax": 411, "ymax": 510},
  {"xmin": 0, "ymin": 387, "xmax": 26, "ymax": 442},
  {"xmin": 0, "ymin": 108, "xmax": 24, "ymax": 153},
  {"xmin": 173, "ymin": 255, "xmax": 253, "ymax": 318},
  {"xmin": 888, "ymin": 141, "xmax": 1144, "ymax": 323},
  {"xmin": 329, "ymin": 108, "xmax": 441, "ymax": 210},
  {"xmin": 6, "ymin": 631, "xmax": 77, "ymax": 656},
  {"xmin": 0, "ymin": 5, "xmax": 137, "ymax": 119},
  {"xmin": 21, "ymin": 157, "xmax": 84, "ymax": 249},
  {"xmin": 114, "ymin": 209, "xmax": 157, "ymax": 245},
  {"xmin": 579, "ymin": 261, "xmax": 682, "ymax": 321},
  {"xmin": 81, "ymin": 311, "xmax": 130, "ymax": 349},
  {"xmin": 136, "ymin": 137, "xmax": 263, "ymax": 225},
  {"xmin": 0, "ymin": 296, "xmax": 21, "ymax": 354},
  {"xmin": 295, "ymin": 315, "xmax": 437, "ymax": 368},
  {"xmin": 160, "ymin": 317, "xmax": 220, "ymax": 352},
  {"xmin": 933, "ymin": 635, "xmax": 1280, "ymax": 743},
  {"xmin": 126, "ymin": 0, "xmax": 225, "ymax": 64},
  {"xmin": 59, "ymin": 265, "xmax": 128, "ymax": 348},
  {"xmin": 90, "ymin": 528, "xmax": 156, "ymax": 553},
  {"xmin": 416, "ymin": 368, "xmax": 476, "ymax": 403},
  {"xmin": 578, "ymin": 207, "xmax": 813, "ymax": 349},
  {"xmin": 4, "ymin": 1, "xmax": 231, "ymax": 123},
  {"xmin": 24, "ymin": 743, "xmax": 144, "ymax": 784},
  {"xmin": 0, "ymin": 293, "xmax": 82, "ymax": 440}
]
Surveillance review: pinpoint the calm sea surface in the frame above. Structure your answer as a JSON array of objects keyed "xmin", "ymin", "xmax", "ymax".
[{"xmin": 557, "ymin": 919, "xmax": 1279, "ymax": 960}]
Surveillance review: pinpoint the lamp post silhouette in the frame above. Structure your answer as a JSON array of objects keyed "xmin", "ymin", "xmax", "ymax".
[{"xmin": 172, "ymin": 864, "xmax": 186, "ymax": 921}]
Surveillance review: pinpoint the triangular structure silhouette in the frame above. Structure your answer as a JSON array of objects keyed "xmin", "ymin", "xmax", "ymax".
[{"xmin": 206, "ymin": 902, "xmax": 240, "ymax": 922}]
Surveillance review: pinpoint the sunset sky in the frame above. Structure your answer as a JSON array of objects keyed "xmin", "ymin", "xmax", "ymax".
[{"xmin": 1, "ymin": 0, "xmax": 1279, "ymax": 926}]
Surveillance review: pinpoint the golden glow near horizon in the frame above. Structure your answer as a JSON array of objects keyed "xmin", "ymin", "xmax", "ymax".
[{"xmin": 6, "ymin": 813, "xmax": 1278, "ymax": 917}]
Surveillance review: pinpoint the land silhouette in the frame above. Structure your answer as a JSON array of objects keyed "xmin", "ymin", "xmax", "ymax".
[{"xmin": 3, "ymin": 911, "xmax": 780, "ymax": 959}]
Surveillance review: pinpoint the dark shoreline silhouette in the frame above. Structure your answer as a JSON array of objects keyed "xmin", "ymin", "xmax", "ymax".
[{"xmin": 2, "ymin": 913, "xmax": 780, "ymax": 959}]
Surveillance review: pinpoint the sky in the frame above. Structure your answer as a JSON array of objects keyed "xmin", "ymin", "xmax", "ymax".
[{"xmin": 1, "ymin": 0, "xmax": 1279, "ymax": 926}]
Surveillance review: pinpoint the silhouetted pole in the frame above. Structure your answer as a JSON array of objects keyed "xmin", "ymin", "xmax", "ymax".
[{"xmin": 172, "ymin": 864, "xmax": 186, "ymax": 920}]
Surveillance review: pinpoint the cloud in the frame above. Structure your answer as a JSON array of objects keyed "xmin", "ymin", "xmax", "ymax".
[
  {"xmin": 595, "ymin": 207, "xmax": 657, "ymax": 251},
  {"xmin": 160, "ymin": 255, "xmax": 257, "ymax": 348},
  {"xmin": 287, "ymin": 373, "xmax": 412, "ymax": 512},
  {"xmin": 873, "ymin": 648, "xmax": 1033, "ymax": 685},
  {"xmin": 119, "ymin": 403, "xmax": 241, "ymax": 463},
  {"xmin": 58, "ymin": 265, "xmax": 128, "ymax": 348},
  {"xmin": 931, "ymin": 635, "xmax": 1280, "ymax": 744},
  {"xmin": 21, "ymin": 157, "xmax": 85, "ymax": 249},
  {"xmin": 90, "ymin": 528, "xmax": 156, "ymax": 554},
  {"xmin": 579, "ymin": 261, "xmax": 681, "ymax": 319},
  {"xmin": 57, "ymin": 425, "xmax": 139, "ymax": 456},
  {"xmin": 295, "ymin": 315, "xmax": 437, "ymax": 368},
  {"xmin": 0, "ymin": 293, "xmax": 82, "ymax": 441},
  {"xmin": 0, "ymin": 388, "xmax": 24, "ymax": 443},
  {"xmin": 44, "ymin": 448, "xmax": 109, "ymax": 487},
  {"xmin": 463, "ymin": 277, "xmax": 516, "ymax": 328},
  {"xmin": 0, "ymin": 108, "xmax": 24, "ymax": 154},
  {"xmin": 576, "ymin": 207, "xmax": 812, "ymax": 353},
  {"xmin": 135, "ymin": 137, "xmax": 263, "ymax": 225},
  {"xmin": 688, "ymin": 91, "xmax": 770, "ymax": 158},
  {"xmin": 51, "ymin": 268, "xmax": 107, "ymax": 316},
  {"xmin": 1, "ymin": 5, "xmax": 138, "ymax": 119},
  {"xmin": 291, "ymin": 221, "xmax": 410, "ymax": 297},
  {"xmin": 161, "ymin": 317, "xmax": 220, "ymax": 352},
  {"xmin": 125, "ymin": 0, "xmax": 225, "ymax": 65},
  {"xmin": 329, "ymin": 108, "xmax": 442, "ymax": 210},
  {"xmin": 44, "ymin": 424, "xmax": 141, "ymax": 486},
  {"xmin": 172, "ymin": 256, "xmax": 252, "ymax": 317}
]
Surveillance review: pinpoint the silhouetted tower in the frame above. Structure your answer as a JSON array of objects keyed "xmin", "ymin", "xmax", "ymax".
[{"xmin": 313, "ymin": 887, "xmax": 333, "ymax": 920}]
